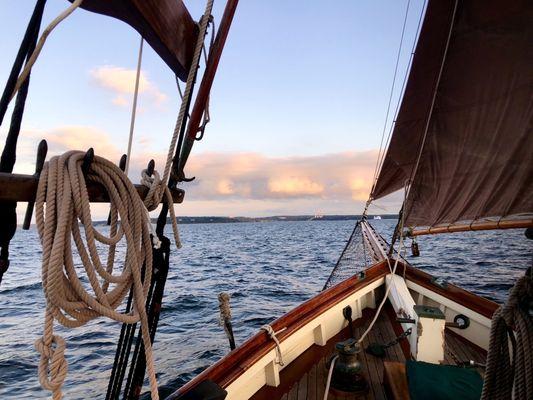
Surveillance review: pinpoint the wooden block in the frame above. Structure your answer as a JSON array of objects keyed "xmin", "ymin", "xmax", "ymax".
[{"xmin": 383, "ymin": 361, "xmax": 410, "ymax": 400}]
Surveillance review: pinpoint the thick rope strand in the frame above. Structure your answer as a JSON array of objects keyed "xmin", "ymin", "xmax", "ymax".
[
  {"xmin": 481, "ymin": 274, "xmax": 533, "ymax": 400},
  {"xmin": 35, "ymin": 151, "xmax": 160, "ymax": 399}
]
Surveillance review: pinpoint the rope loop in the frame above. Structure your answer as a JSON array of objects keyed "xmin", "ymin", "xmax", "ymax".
[
  {"xmin": 35, "ymin": 334, "xmax": 68, "ymax": 394},
  {"xmin": 260, "ymin": 324, "xmax": 286, "ymax": 366}
]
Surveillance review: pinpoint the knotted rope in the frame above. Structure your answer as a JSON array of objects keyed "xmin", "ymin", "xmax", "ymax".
[
  {"xmin": 34, "ymin": 151, "xmax": 159, "ymax": 399},
  {"xmin": 481, "ymin": 273, "xmax": 533, "ymax": 400}
]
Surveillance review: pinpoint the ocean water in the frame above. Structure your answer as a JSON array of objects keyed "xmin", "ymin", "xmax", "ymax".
[{"xmin": 0, "ymin": 220, "xmax": 531, "ymax": 398}]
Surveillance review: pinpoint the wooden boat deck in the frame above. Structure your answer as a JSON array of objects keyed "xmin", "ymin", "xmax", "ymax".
[{"xmin": 251, "ymin": 303, "xmax": 486, "ymax": 400}]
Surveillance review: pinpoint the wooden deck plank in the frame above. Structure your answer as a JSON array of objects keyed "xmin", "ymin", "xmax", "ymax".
[
  {"xmin": 252, "ymin": 303, "xmax": 487, "ymax": 400},
  {"xmin": 366, "ymin": 324, "xmax": 386, "ymax": 400},
  {"xmin": 378, "ymin": 311, "xmax": 406, "ymax": 363},
  {"xmin": 288, "ymin": 382, "xmax": 299, "ymax": 400},
  {"xmin": 356, "ymin": 322, "xmax": 380, "ymax": 400},
  {"xmin": 308, "ymin": 362, "xmax": 318, "ymax": 400},
  {"xmin": 316, "ymin": 356, "xmax": 326, "ymax": 400},
  {"xmin": 297, "ymin": 372, "xmax": 308, "ymax": 400}
]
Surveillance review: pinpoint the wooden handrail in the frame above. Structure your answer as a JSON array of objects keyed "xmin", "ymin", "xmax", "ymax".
[{"xmin": 0, "ymin": 172, "xmax": 184, "ymax": 204}]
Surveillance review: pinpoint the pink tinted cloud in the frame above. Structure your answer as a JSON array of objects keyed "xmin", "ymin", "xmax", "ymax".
[
  {"xmin": 90, "ymin": 65, "xmax": 168, "ymax": 107},
  {"xmin": 13, "ymin": 125, "xmax": 389, "ymax": 217}
]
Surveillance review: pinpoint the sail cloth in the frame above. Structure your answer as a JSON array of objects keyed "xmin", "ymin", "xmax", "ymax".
[
  {"xmin": 70, "ymin": 0, "xmax": 199, "ymax": 81},
  {"xmin": 371, "ymin": 0, "xmax": 533, "ymax": 231}
]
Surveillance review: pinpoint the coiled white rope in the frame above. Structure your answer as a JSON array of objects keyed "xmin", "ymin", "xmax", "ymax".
[
  {"xmin": 25, "ymin": 0, "xmax": 216, "ymax": 398},
  {"xmin": 35, "ymin": 151, "xmax": 159, "ymax": 399}
]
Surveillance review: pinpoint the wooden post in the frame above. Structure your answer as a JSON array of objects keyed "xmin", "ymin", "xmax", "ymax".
[{"xmin": 218, "ymin": 292, "xmax": 236, "ymax": 350}]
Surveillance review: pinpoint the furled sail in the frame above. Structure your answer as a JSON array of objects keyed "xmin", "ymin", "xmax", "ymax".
[
  {"xmin": 371, "ymin": 0, "xmax": 533, "ymax": 233},
  {"xmin": 70, "ymin": 0, "xmax": 199, "ymax": 81}
]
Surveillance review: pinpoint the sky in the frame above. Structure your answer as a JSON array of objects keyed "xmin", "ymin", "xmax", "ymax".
[{"xmin": 0, "ymin": 0, "xmax": 425, "ymax": 218}]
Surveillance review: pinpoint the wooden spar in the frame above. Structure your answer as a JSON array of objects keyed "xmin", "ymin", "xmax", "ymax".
[
  {"xmin": 409, "ymin": 219, "xmax": 533, "ymax": 236},
  {"xmin": 176, "ymin": 0, "xmax": 240, "ymax": 176},
  {"xmin": 71, "ymin": 0, "xmax": 198, "ymax": 80},
  {"xmin": 0, "ymin": 172, "xmax": 184, "ymax": 204}
]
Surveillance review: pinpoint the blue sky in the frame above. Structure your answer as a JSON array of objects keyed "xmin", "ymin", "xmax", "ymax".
[{"xmin": 0, "ymin": 0, "xmax": 424, "ymax": 216}]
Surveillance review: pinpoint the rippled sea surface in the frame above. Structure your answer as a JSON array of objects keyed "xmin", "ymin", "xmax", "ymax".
[{"xmin": 0, "ymin": 220, "xmax": 531, "ymax": 398}]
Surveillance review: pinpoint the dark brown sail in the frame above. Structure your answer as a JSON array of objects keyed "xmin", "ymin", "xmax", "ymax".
[
  {"xmin": 372, "ymin": 0, "xmax": 533, "ymax": 231},
  {"xmin": 71, "ymin": 0, "xmax": 199, "ymax": 80}
]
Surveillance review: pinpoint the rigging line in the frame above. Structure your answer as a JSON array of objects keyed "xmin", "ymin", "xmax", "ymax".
[
  {"xmin": 372, "ymin": 0, "xmax": 428, "ymax": 195},
  {"xmin": 8, "ymin": 0, "xmax": 84, "ymax": 105},
  {"xmin": 162, "ymin": 0, "xmax": 214, "ymax": 187},
  {"xmin": 125, "ymin": 37, "xmax": 144, "ymax": 176},
  {"xmin": 369, "ymin": 0, "xmax": 412, "ymax": 198},
  {"xmin": 357, "ymin": 183, "xmax": 408, "ymax": 345},
  {"xmin": 404, "ymin": 0, "xmax": 458, "ymax": 211}
]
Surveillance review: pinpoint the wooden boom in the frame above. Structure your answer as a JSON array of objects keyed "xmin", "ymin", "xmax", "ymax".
[
  {"xmin": 410, "ymin": 219, "xmax": 533, "ymax": 236},
  {"xmin": 71, "ymin": 0, "xmax": 199, "ymax": 81}
]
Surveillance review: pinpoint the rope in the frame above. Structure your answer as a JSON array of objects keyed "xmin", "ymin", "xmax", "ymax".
[
  {"xmin": 9, "ymin": 0, "xmax": 84, "ymax": 104},
  {"xmin": 323, "ymin": 355, "xmax": 339, "ymax": 400},
  {"xmin": 162, "ymin": 0, "xmax": 214, "ymax": 187},
  {"xmin": 357, "ymin": 185, "xmax": 408, "ymax": 345},
  {"xmin": 125, "ymin": 37, "xmax": 144, "ymax": 175},
  {"xmin": 370, "ymin": 0, "xmax": 427, "ymax": 202},
  {"xmin": 139, "ymin": 0, "xmax": 214, "ymax": 247},
  {"xmin": 370, "ymin": 0, "xmax": 411, "ymax": 192},
  {"xmin": 481, "ymin": 274, "xmax": 533, "ymax": 400},
  {"xmin": 260, "ymin": 324, "xmax": 286, "ymax": 366},
  {"xmin": 34, "ymin": 151, "xmax": 159, "ymax": 399}
]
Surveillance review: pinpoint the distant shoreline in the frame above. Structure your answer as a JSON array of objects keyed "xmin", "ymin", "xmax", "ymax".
[
  {"xmin": 24, "ymin": 214, "xmax": 398, "ymax": 227},
  {"xmin": 166, "ymin": 214, "xmax": 398, "ymax": 225}
]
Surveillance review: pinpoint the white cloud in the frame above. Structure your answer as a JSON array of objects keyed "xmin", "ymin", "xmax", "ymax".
[
  {"xmin": 90, "ymin": 65, "xmax": 168, "ymax": 107},
  {"xmin": 10, "ymin": 125, "xmax": 401, "ymax": 219}
]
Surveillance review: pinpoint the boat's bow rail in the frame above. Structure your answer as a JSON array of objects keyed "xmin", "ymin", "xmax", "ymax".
[{"xmin": 168, "ymin": 260, "xmax": 498, "ymax": 400}]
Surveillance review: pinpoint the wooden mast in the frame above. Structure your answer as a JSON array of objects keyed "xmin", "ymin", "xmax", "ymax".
[{"xmin": 176, "ymin": 0, "xmax": 240, "ymax": 177}]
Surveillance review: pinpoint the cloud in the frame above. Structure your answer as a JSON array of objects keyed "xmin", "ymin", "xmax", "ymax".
[
  {"xmin": 183, "ymin": 151, "xmax": 379, "ymax": 203},
  {"xmin": 10, "ymin": 125, "xmax": 400, "ymax": 218},
  {"xmin": 90, "ymin": 65, "xmax": 168, "ymax": 107}
]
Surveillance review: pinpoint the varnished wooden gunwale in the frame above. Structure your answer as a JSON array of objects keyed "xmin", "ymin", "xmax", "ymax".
[
  {"xmin": 171, "ymin": 259, "xmax": 498, "ymax": 399},
  {"xmin": 169, "ymin": 261, "xmax": 391, "ymax": 398},
  {"xmin": 399, "ymin": 261, "xmax": 499, "ymax": 319}
]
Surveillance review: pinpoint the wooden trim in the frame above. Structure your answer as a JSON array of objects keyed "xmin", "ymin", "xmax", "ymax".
[
  {"xmin": 411, "ymin": 219, "xmax": 533, "ymax": 236},
  {"xmin": 170, "ymin": 260, "xmax": 498, "ymax": 399},
  {"xmin": 398, "ymin": 262, "xmax": 498, "ymax": 319},
  {"xmin": 168, "ymin": 261, "xmax": 390, "ymax": 398},
  {"xmin": 0, "ymin": 172, "xmax": 184, "ymax": 204}
]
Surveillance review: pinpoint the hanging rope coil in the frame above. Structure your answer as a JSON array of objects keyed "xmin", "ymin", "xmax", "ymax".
[
  {"xmin": 35, "ymin": 151, "xmax": 159, "ymax": 399},
  {"xmin": 481, "ymin": 273, "xmax": 533, "ymax": 400}
]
